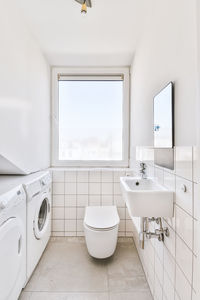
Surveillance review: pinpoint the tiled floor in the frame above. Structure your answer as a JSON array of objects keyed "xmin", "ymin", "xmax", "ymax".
[{"xmin": 20, "ymin": 237, "xmax": 152, "ymax": 300}]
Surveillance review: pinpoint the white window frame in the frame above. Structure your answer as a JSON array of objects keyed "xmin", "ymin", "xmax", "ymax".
[{"xmin": 51, "ymin": 67, "xmax": 130, "ymax": 167}]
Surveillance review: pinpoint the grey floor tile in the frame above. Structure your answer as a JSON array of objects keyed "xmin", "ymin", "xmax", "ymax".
[
  {"xmin": 107, "ymin": 239, "xmax": 147, "ymax": 292},
  {"xmin": 109, "ymin": 291, "xmax": 153, "ymax": 300},
  {"xmin": 19, "ymin": 292, "xmax": 32, "ymax": 300},
  {"xmin": 25, "ymin": 239, "xmax": 108, "ymax": 292},
  {"xmin": 108, "ymin": 275, "xmax": 150, "ymax": 292},
  {"xmin": 20, "ymin": 292, "xmax": 109, "ymax": 300},
  {"xmin": 21, "ymin": 237, "xmax": 152, "ymax": 299}
]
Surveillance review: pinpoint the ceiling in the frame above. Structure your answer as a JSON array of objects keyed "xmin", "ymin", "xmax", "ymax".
[{"xmin": 17, "ymin": 0, "xmax": 146, "ymax": 66}]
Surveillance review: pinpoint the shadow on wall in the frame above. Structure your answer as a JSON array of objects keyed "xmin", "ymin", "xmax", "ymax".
[{"xmin": 0, "ymin": 155, "xmax": 27, "ymax": 175}]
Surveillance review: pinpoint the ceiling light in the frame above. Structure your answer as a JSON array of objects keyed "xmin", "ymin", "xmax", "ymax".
[
  {"xmin": 74, "ymin": 0, "xmax": 92, "ymax": 14},
  {"xmin": 81, "ymin": 0, "xmax": 87, "ymax": 14}
]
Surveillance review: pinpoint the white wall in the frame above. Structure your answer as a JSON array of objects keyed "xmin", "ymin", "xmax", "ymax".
[
  {"xmin": 130, "ymin": 0, "xmax": 199, "ymax": 166},
  {"xmin": 0, "ymin": 0, "xmax": 50, "ymax": 174},
  {"xmin": 129, "ymin": 1, "xmax": 200, "ymax": 299}
]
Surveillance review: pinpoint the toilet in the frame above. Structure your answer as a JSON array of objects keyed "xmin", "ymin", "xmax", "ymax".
[{"xmin": 84, "ymin": 206, "xmax": 120, "ymax": 259}]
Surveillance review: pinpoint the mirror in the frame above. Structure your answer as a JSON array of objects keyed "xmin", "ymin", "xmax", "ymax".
[{"xmin": 154, "ymin": 82, "xmax": 174, "ymax": 148}]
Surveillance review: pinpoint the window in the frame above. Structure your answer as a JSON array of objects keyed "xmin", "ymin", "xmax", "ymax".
[{"xmin": 52, "ymin": 68, "xmax": 129, "ymax": 167}]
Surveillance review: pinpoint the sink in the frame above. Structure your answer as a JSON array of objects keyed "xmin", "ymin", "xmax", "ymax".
[{"xmin": 120, "ymin": 177, "xmax": 174, "ymax": 218}]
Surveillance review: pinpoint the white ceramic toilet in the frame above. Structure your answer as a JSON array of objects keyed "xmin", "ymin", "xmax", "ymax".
[{"xmin": 84, "ymin": 206, "xmax": 120, "ymax": 259}]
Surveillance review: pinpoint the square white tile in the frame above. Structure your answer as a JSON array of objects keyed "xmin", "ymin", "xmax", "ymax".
[
  {"xmin": 101, "ymin": 171, "xmax": 113, "ymax": 182},
  {"xmin": 77, "ymin": 220, "xmax": 84, "ymax": 231},
  {"xmin": 155, "ymin": 254, "xmax": 164, "ymax": 286},
  {"xmin": 65, "ymin": 220, "xmax": 76, "ymax": 232},
  {"xmin": 164, "ymin": 171, "xmax": 175, "ymax": 192},
  {"xmin": 65, "ymin": 171, "xmax": 77, "ymax": 182},
  {"xmin": 52, "ymin": 207, "xmax": 64, "ymax": 219},
  {"xmin": 163, "ymin": 220, "xmax": 175, "ymax": 258},
  {"xmin": 102, "ymin": 195, "xmax": 113, "ymax": 206},
  {"xmin": 89, "ymin": 170, "xmax": 101, "ymax": 182},
  {"xmin": 65, "ymin": 207, "xmax": 76, "ymax": 219},
  {"xmin": 114, "ymin": 195, "xmax": 125, "ymax": 207},
  {"xmin": 119, "ymin": 220, "xmax": 125, "ymax": 232},
  {"xmin": 125, "ymin": 208, "xmax": 131, "ymax": 219},
  {"xmin": 77, "ymin": 171, "xmax": 89, "ymax": 182},
  {"xmin": 176, "ymin": 234, "xmax": 193, "ymax": 283},
  {"xmin": 163, "ymin": 246, "xmax": 175, "ymax": 283},
  {"xmin": 52, "ymin": 220, "xmax": 64, "ymax": 231},
  {"xmin": 154, "ymin": 274, "xmax": 163, "ymax": 300},
  {"xmin": 65, "ymin": 232, "xmax": 76, "ymax": 237},
  {"xmin": 65, "ymin": 195, "xmax": 76, "ymax": 207},
  {"xmin": 89, "ymin": 195, "xmax": 101, "ymax": 206},
  {"xmin": 175, "ymin": 263, "xmax": 192, "ymax": 300},
  {"xmin": 65, "ymin": 182, "xmax": 76, "ymax": 195},
  {"xmin": 193, "ymin": 219, "xmax": 200, "ymax": 256},
  {"xmin": 175, "ymin": 205, "xmax": 193, "ymax": 250},
  {"xmin": 53, "ymin": 171, "xmax": 64, "ymax": 182},
  {"xmin": 194, "ymin": 183, "xmax": 200, "ymax": 220},
  {"xmin": 51, "ymin": 231, "xmax": 65, "ymax": 237},
  {"xmin": 89, "ymin": 182, "xmax": 101, "ymax": 194},
  {"xmin": 102, "ymin": 183, "xmax": 113, "ymax": 195},
  {"xmin": 175, "ymin": 146, "xmax": 193, "ymax": 181},
  {"xmin": 77, "ymin": 195, "xmax": 88, "ymax": 207},
  {"xmin": 113, "ymin": 170, "xmax": 126, "ymax": 182},
  {"xmin": 113, "ymin": 183, "xmax": 121, "ymax": 195},
  {"xmin": 53, "ymin": 195, "xmax": 64, "ymax": 207},
  {"xmin": 77, "ymin": 182, "xmax": 88, "ymax": 195},
  {"xmin": 163, "ymin": 270, "xmax": 175, "ymax": 300},
  {"xmin": 77, "ymin": 207, "xmax": 85, "ymax": 219},
  {"xmin": 193, "ymin": 147, "xmax": 200, "ymax": 184},
  {"xmin": 125, "ymin": 220, "xmax": 134, "ymax": 232},
  {"xmin": 175, "ymin": 176, "xmax": 193, "ymax": 216},
  {"xmin": 192, "ymin": 255, "xmax": 200, "ymax": 294},
  {"xmin": 53, "ymin": 183, "xmax": 64, "ymax": 195}
]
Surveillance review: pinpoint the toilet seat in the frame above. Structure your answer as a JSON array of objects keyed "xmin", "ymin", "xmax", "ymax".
[
  {"xmin": 84, "ymin": 223, "xmax": 118, "ymax": 232},
  {"xmin": 84, "ymin": 206, "xmax": 120, "ymax": 230}
]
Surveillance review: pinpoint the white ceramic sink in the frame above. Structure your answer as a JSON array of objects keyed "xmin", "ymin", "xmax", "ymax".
[{"xmin": 120, "ymin": 177, "xmax": 174, "ymax": 217}]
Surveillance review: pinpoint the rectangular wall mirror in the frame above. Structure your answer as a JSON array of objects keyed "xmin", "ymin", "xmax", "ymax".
[{"xmin": 154, "ymin": 82, "xmax": 174, "ymax": 148}]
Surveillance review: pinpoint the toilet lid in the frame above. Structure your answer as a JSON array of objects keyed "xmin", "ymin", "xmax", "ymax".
[{"xmin": 84, "ymin": 206, "xmax": 120, "ymax": 229}]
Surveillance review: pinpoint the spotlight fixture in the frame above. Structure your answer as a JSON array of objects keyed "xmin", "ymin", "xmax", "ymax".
[
  {"xmin": 74, "ymin": 0, "xmax": 92, "ymax": 14},
  {"xmin": 81, "ymin": 0, "xmax": 87, "ymax": 14}
]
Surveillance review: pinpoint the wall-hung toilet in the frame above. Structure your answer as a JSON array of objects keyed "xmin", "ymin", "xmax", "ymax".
[{"xmin": 84, "ymin": 206, "xmax": 120, "ymax": 259}]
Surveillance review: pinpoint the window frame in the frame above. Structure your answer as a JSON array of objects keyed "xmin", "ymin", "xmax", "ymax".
[{"xmin": 51, "ymin": 67, "xmax": 130, "ymax": 167}]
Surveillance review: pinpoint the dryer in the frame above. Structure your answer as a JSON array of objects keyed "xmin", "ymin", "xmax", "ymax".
[
  {"xmin": 24, "ymin": 171, "xmax": 52, "ymax": 281},
  {"xmin": 0, "ymin": 185, "xmax": 26, "ymax": 300}
]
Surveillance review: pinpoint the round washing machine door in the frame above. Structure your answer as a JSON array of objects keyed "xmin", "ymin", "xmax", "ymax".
[
  {"xmin": 34, "ymin": 193, "xmax": 50, "ymax": 240},
  {"xmin": 0, "ymin": 218, "xmax": 23, "ymax": 300}
]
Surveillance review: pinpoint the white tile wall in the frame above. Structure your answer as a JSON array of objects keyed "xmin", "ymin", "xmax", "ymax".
[
  {"xmin": 52, "ymin": 168, "xmax": 131, "ymax": 237},
  {"xmin": 132, "ymin": 146, "xmax": 200, "ymax": 300},
  {"xmin": 175, "ymin": 147, "xmax": 193, "ymax": 181}
]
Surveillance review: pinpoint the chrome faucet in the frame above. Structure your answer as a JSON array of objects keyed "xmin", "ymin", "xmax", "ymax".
[{"xmin": 140, "ymin": 162, "xmax": 147, "ymax": 179}]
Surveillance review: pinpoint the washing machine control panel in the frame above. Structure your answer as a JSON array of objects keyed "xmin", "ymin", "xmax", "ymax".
[{"xmin": 0, "ymin": 186, "xmax": 25, "ymax": 212}]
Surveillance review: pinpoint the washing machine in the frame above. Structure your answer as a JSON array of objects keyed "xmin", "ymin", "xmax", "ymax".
[
  {"xmin": 24, "ymin": 171, "xmax": 52, "ymax": 281},
  {"xmin": 0, "ymin": 185, "xmax": 26, "ymax": 300}
]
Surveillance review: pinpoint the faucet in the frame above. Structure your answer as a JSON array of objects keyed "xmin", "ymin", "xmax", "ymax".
[{"xmin": 140, "ymin": 162, "xmax": 147, "ymax": 179}]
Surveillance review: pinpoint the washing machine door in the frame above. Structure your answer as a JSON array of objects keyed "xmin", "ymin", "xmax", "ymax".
[
  {"xmin": 34, "ymin": 193, "xmax": 50, "ymax": 240},
  {"xmin": 0, "ymin": 218, "xmax": 23, "ymax": 300}
]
